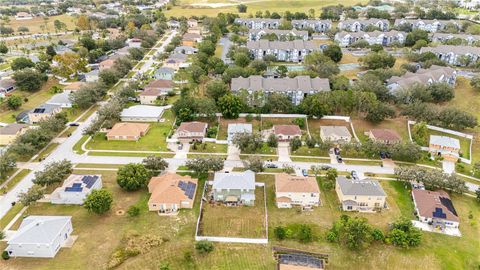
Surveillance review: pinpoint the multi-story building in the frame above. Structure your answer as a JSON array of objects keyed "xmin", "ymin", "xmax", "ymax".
[
  {"xmin": 234, "ymin": 18, "xmax": 280, "ymax": 29},
  {"xmin": 246, "ymin": 40, "xmax": 321, "ymax": 62},
  {"xmin": 394, "ymin": 19, "xmax": 460, "ymax": 33},
  {"xmin": 338, "ymin": 18, "xmax": 389, "ymax": 32},
  {"xmin": 387, "ymin": 65, "xmax": 457, "ymax": 92},
  {"xmin": 335, "ymin": 30, "xmax": 406, "ymax": 47},
  {"xmin": 248, "ymin": 29, "xmax": 308, "ymax": 41},
  {"xmin": 291, "ymin": 19, "xmax": 332, "ymax": 32},
  {"xmin": 420, "ymin": 45, "xmax": 480, "ymax": 66}
]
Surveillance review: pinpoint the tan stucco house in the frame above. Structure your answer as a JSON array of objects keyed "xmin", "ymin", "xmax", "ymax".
[
  {"xmin": 148, "ymin": 173, "xmax": 198, "ymax": 215},
  {"xmin": 335, "ymin": 176, "xmax": 387, "ymax": 212},
  {"xmin": 275, "ymin": 173, "xmax": 320, "ymax": 209}
]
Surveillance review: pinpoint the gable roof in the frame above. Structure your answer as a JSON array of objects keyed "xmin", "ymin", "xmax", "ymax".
[
  {"xmin": 275, "ymin": 173, "xmax": 319, "ymax": 193},
  {"xmin": 227, "ymin": 123, "xmax": 252, "ymax": 134},
  {"xmin": 231, "ymin": 76, "xmax": 330, "ymax": 93},
  {"xmin": 144, "ymin": 80, "xmax": 173, "ymax": 89},
  {"xmin": 246, "ymin": 40, "xmax": 319, "ymax": 50},
  {"xmin": 178, "ymin": 121, "xmax": 207, "ymax": 133},
  {"xmin": 8, "ymin": 216, "xmax": 72, "ymax": 245},
  {"xmin": 46, "ymin": 92, "xmax": 72, "ymax": 105},
  {"xmin": 320, "ymin": 126, "xmax": 351, "ymax": 138},
  {"xmin": 30, "ymin": 103, "xmax": 61, "ymax": 114},
  {"xmin": 412, "ymin": 189, "xmax": 459, "ymax": 222},
  {"xmin": 387, "ymin": 65, "xmax": 455, "ymax": 88},
  {"xmin": 213, "ymin": 170, "xmax": 255, "ymax": 190},
  {"xmin": 148, "ymin": 173, "xmax": 198, "ymax": 204},
  {"xmin": 369, "ymin": 129, "xmax": 401, "ymax": 142},
  {"xmin": 420, "ymin": 45, "xmax": 480, "ymax": 55},
  {"xmin": 121, "ymin": 105, "xmax": 164, "ymax": 118},
  {"xmin": 155, "ymin": 67, "xmax": 175, "ymax": 74},
  {"xmin": 274, "ymin": 125, "xmax": 302, "ymax": 136},
  {"xmin": 429, "ymin": 135, "xmax": 460, "ymax": 149},
  {"xmin": 336, "ymin": 176, "xmax": 386, "ymax": 196},
  {"xmin": 0, "ymin": 123, "xmax": 28, "ymax": 135},
  {"xmin": 0, "ymin": 78, "xmax": 15, "ymax": 89},
  {"xmin": 107, "ymin": 122, "xmax": 150, "ymax": 137}
]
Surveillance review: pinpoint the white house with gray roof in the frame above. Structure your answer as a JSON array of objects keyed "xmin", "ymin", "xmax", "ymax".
[
  {"xmin": 292, "ymin": 19, "xmax": 332, "ymax": 32},
  {"xmin": 247, "ymin": 40, "xmax": 321, "ymax": 62},
  {"xmin": 120, "ymin": 105, "xmax": 165, "ymax": 122},
  {"xmin": 394, "ymin": 19, "xmax": 460, "ymax": 33},
  {"xmin": 174, "ymin": 45, "xmax": 198, "ymax": 55},
  {"xmin": 248, "ymin": 29, "xmax": 308, "ymax": 41},
  {"xmin": 46, "ymin": 92, "xmax": 73, "ymax": 108},
  {"xmin": 335, "ymin": 30, "xmax": 406, "ymax": 47},
  {"xmin": 420, "ymin": 45, "xmax": 480, "ymax": 66},
  {"xmin": 320, "ymin": 126, "xmax": 352, "ymax": 143},
  {"xmin": 212, "ymin": 170, "xmax": 256, "ymax": 206},
  {"xmin": 51, "ymin": 174, "xmax": 102, "ymax": 205},
  {"xmin": 430, "ymin": 33, "xmax": 480, "ymax": 45},
  {"xmin": 335, "ymin": 176, "xmax": 387, "ymax": 212},
  {"xmin": 234, "ymin": 18, "xmax": 280, "ymax": 29},
  {"xmin": 5, "ymin": 216, "xmax": 73, "ymax": 258},
  {"xmin": 227, "ymin": 123, "xmax": 253, "ymax": 143},
  {"xmin": 231, "ymin": 75, "xmax": 330, "ymax": 105},
  {"xmin": 387, "ymin": 65, "xmax": 456, "ymax": 93},
  {"xmin": 338, "ymin": 18, "xmax": 389, "ymax": 32}
]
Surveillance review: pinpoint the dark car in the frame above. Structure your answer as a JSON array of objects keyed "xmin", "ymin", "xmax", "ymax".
[
  {"xmin": 266, "ymin": 163, "xmax": 278, "ymax": 169},
  {"xmin": 334, "ymin": 147, "xmax": 340, "ymax": 155},
  {"xmin": 336, "ymin": 155, "xmax": 343, "ymax": 163},
  {"xmin": 302, "ymin": 169, "xmax": 308, "ymax": 177},
  {"xmin": 69, "ymin": 122, "xmax": 80, "ymax": 127},
  {"xmin": 385, "ymin": 152, "xmax": 392, "ymax": 159},
  {"xmin": 321, "ymin": 165, "xmax": 331, "ymax": 170},
  {"xmin": 379, "ymin": 151, "xmax": 386, "ymax": 159}
]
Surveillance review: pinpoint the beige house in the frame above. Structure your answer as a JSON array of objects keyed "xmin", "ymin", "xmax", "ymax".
[
  {"xmin": 176, "ymin": 121, "xmax": 208, "ymax": 142},
  {"xmin": 320, "ymin": 126, "xmax": 352, "ymax": 143},
  {"xmin": 187, "ymin": 19, "xmax": 198, "ymax": 28},
  {"xmin": 139, "ymin": 88, "xmax": 162, "ymax": 105},
  {"xmin": 275, "ymin": 173, "xmax": 320, "ymax": 209},
  {"xmin": 63, "ymin": 82, "xmax": 86, "ymax": 94},
  {"xmin": 367, "ymin": 129, "xmax": 401, "ymax": 144},
  {"xmin": 148, "ymin": 173, "xmax": 198, "ymax": 215},
  {"xmin": 106, "ymin": 123, "xmax": 150, "ymax": 141},
  {"xmin": 335, "ymin": 176, "xmax": 387, "ymax": 212},
  {"xmin": 0, "ymin": 123, "xmax": 29, "ymax": 145},
  {"xmin": 273, "ymin": 125, "xmax": 302, "ymax": 141},
  {"xmin": 28, "ymin": 104, "xmax": 62, "ymax": 124}
]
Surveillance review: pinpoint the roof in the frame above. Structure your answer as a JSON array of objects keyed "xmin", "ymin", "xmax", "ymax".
[
  {"xmin": 228, "ymin": 123, "xmax": 252, "ymax": 134},
  {"xmin": 182, "ymin": 33, "xmax": 202, "ymax": 40},
  {"xmin": 8, "ymin": 216, "xmax": 72, "ymax": 245},
  {"xmin": 100, "ymin": 58, "xmax": 115, "ymax": 67},
  {"xmin": 412, "ymin": 189, "xmax": 459, "ymax": 222},
  {"xmin": 148, "ymin": 173, "xmax": 197, "ymax": 204},
  {"xmin": 336, "ymin": 176, "xmax": 386, "ymax": 197},
  {"xmin": 213, "ymin": 170, "xmax": 255, "ymax": 190},
  {"xmin": 144, "ymin": 80, "xmax": 173, "ymax": 89},
  {"xmin": 85, "ymin": 69, "xmax": 99, "ymax": 76},
  {"xmin": 369, "ymin": 129, "xmax": 401, "ymax": 142},
  {"xmin": 387, "ymin": 65, "xmax": 455, "ymax": 88},
  {"xmin": 107, "ymin": 122, "xmax": 150, "ymax": 137},
  {"xmin": 30, "ymin": 103, "xmax": 61, "ymax": 114},
  {"xmin": 139, "ymin": 88, "xmax": 163, "ymax": 97},
  {"xmin": 340, "ymin": 18, "xmax": 389, "ymax": 25},
  {"xmin": 420, "ymin": 45, "xmax": 480, "ymax": 55},
  {"xmin": 178, "ymin": 121, "xmax": 207, "ymax": 133},
  {"xmin": 394, "ymin": 18, "xmax": 458, "ymax": 25},
  {"xmin": 235, "ymin": 18, "xmax": 280, "ymax": 24},
  {"xmin": 155, "ymin": 67, "xmax": 175, "ymax": 74},
  {"xmin": 121, "ymin": 105, "xmax": 164, "ymax": 118},
  {"xmin": 291, "ymin": 19, "xmax": 331, "ymax": 25},
  {"xmin": 174, "ymin": 45, "xmax": 198, "ymax": 53},
  {"xmin": 275, "ymin": 173, "xmax": 319, "ymax": 193},
  {"xmin": 46, "ymin": 92, "xmax": 72, "ymax": 105},
  {"xmin": 0, "ymin": 123, "xmax": 28, "ymax": 135},
  {"xmin": 247, "ymin": 40, "xmax": 320, "ymax": 51},
  {"xmin": 54, "ymin": 174, "xmax": 101, "ymax": 193},
  {"xmin": 336, "ymin": 30, "xmax": 406, "ymax": 39},
  {"xmin": 64, "ymin": 81, "xmax": 85, "ymax": 91},
  {"xmin": 0, "ymin": 78, "xmax": 15, "ymax": 89},
  {"xmin": 249, "ymin": 29, "xmax": 308, "ymax": 37},
  {"xmin": 231, "ymin": 76, "xmax": 330, "ymax": 94},
  {"xmin": 320, "ymin": 126, "xmax": 351, "ymax": 138},
  {"xmin": 430, "ymin": 135, "xmax": 460, "ymax": 149},
  {"xmin": 274, "ymin": 125, "xmax": 302, "ymax": 136},
  {"xmin": 168, "ymin": 53, "xmax": 188, "ymax": 61}
]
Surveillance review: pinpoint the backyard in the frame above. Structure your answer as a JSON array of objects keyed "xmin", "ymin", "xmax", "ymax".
[{"xmin": 6, "ymin": 14, "xmax": 76, "ymax": 34}]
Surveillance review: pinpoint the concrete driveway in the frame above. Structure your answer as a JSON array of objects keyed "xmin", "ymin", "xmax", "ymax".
[
  {"xmin": 278, "ymin": 142, "xmax": 291, "ymax": 162},
  {"xmin": 227, "ymin": 145, "xmax": 240, "ymax": 161},
  {"xmin": 442, "ymin": 160, "xmax": 455, "ymax": 174},
  {"xmin": 173, "ymin": 143, "xmax": 190, "ymax": 159}
]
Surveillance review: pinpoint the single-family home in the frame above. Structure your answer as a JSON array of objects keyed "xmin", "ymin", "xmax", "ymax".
[
  {"xmin": 273, "ymin": 125, "xmax": 302, "ymax": 141},
  {"xmin": 114, "ymin": 46, "xmax": 131, "ymax": 57},
  {"xmin": 0, "ymin": 123, "xmax": 29, "ymax": 145},
  {"xmin": 154, "ymin": 67, "xmax": 176, "ymax": 80},
  {"xmin": 247, "ymin": 40, "xmax": 321, "ymax": 62},
  {"xmin": 138, "ymin": 88, "xmax": 162, "ymax": 104},
  {"xmin": 148, "ymin": 173, "xmax": 198, "ymax": 215},
  {"xmin": 234, "ymin": 18, "xmax": 280, "ymax": 29},
  {"xmin": 231, "ymin": 75, "xmax": 330, "ymax": 105},
  {"xmin": 28, "ymin": 104, "xmax": 62, "ymax": 124},
  {"xmin": 334, "ymin": 30, "xmax": 406, "ymax": 47},
  {"xmin": 63, "ymin": 82, "xmax": 86, "ymax": 94},
  {"xmin": 164, "ymin": 53, "xmax": 189, "ymax": 70},
  {"xmin": 387, "ymin": 65, "xmax": 456, "ymax": 92},
  {"xmin": 430, "ymin": 33, "xmax": 480, "ymax": 45},
  {"xmin": 167, "ymin": 20, "xmax": 181, "ymax": 29},
  {"xmin": 176, "ymin": 121, "xmax": 208, "ymax": 142},
  {"xmin": 51, "ymin": 174, "xmax": 102, "ymax": 205},
  {"xmin": 248, "ymin": 29, "xmax": 309, "ymax": 41},
  {"xmin": 394, "ymin": 19, "xmax": 460, "ymax": 33},
  {"xmin": 182, "ymin": 33, "xmax": 203, "ymax": 46},
  {"xmin": 212, "ymin": 170, "xmax": 256, "ymax": 206},
  {"xmin": 46, "ymin": 92, "xmax": 73, "ymax": 108},
  {"xmin": 227, "ymin": 123, "xmax": 253, "ymax": 143},
  {"xmin": 5, "ymin": 216, "xmax": 73, "ymax": 258},
  {"xmin": 85, "ymin": 70, "xmax": 99, "ymax": 83},
  {"xmin": 429, "ymin": 135, "xmax": 460, "ymax": 161},
  {"xmin": 335, "ymin": 176, "xmax": 387, "ymax": 212},
  {"xmin": 275, "ymin": 173, "xmax": 320, "ymax": 209},
  {"xmin": 338, "ymin": 18, "xmax": 389, "ymax": 32},
  {"xmin": 142, "ymin": 80, "xmax": 174, "ymax": 101},
  {"xmin": 412, "ymin": 189, "xmax": 459, "ymax": 230},
  {"xmin": 292, "ymin": 19, "xmax": 332, "ymax": 32},
  {"xmin": 366, "ymin": 129, "xmax": 401, "ymax": 144},
  {"xmin": 420, "ymin": 45, "xmax": 480, "ymax": 66},
  {"xmin": 174, "ymin": 45, "xmax": 198, "ymax": 55},
  {"xmin": 126, "ymin": 38, "xmax": 142, "ymax": 48},
  {"xmin": 106, "ymin": 122, "xmax": 150, "ymax": 141},
  {"xmin": 320, "ymin": 126, "xmax": 352, "ymax": 143},
  {"xmin": 15, "ymin": 12, "xmax": 33, "ymax": 20},
  {"xmin": 120, "ymin": 105, "xmax": 165, "ymax": 122},
  {"xmin": 187, "ymin": 18, "xmax": 198, "ymax": 28},
  {"xmin": 0, "ymin": 78, "xmax": 15, "ymax": 98},
  {"xmin": 99, "ymin": 59, "xmax": 116, "ymax": 71}
]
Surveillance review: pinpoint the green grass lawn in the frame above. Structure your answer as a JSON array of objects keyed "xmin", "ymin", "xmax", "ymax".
[
  {"xmin": 74, "ymin": 163, "xmax": 123, "ymax": 169},
  {"xmin": 59, "ymin": 126, "xmax": 77, "ymax": 138},
  {"xmin": 73, "ymin": 135, "xmax": 89, "ymax": 154},
  {"xmin": 35, "ymin": 143, "xmax": 59, "ymax": 161},
  {"xmin": 291, "ymin": 146, "xmax": 328, "ymax": 157},
  {"xmin": 189, "ymin": 142, "xmax": 228, "ymax": 153},
  {"xmin": 88, "ymin": 152, "xmax": 176, "ymax": 158},
  {"xmin": 0, "ymin": 203, "xmax": 24, "ymax": 230},
  {"xmin": 217, "ymin": 117, "xmax": 261, "ymax": 140},
  {"xmin": 0, "ymin": 169, "xmax": 31, "ymax": 194},
  {"xmin": 353, "ymin": 117, "xmax": 410, "ymax": 143}
]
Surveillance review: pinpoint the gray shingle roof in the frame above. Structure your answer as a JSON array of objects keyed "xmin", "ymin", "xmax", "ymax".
[
  {"xmin": 231, "ymin": 75, "xmax": 330, "ymax": 93},
  {"xmin": 420, "ymin": 45, "xmax": 480, "ymax": 55},
  {"xmin": 213, "ymin": 170, "xmax": 255, "ymax": 190},
  {"xmin": 246, "ymin": 40, "xmax": 319, "ymax": 50},
  {"xmin": 8, "ymin": 216, "xmax": 71, "ymax": 245},
  {"xmin": 336, "ymin": 176, "xmax": 386, "ymax": 196},
  {"xmin": 249, "ymin": 29, "xmax": 308, "ymax": 37},
  {"xmin": 387, "ymin": 65, "xmax": 455, "ymax": 88}
]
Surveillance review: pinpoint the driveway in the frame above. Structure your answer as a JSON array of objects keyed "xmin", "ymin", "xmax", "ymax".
[
  {"xmin": 278, "ymin": 142, "xmax": 291, "ymax": 162},
  {"xmin": 173, "ymin": 143, "xmax": 190, "ymax": 159},
  {"xmin": 442, "ymin": 160, "xmax": 455, "ymax": 174},
  {"xmin": 227, "ymin": 145, "xmax": 240, "ymax": 161}
]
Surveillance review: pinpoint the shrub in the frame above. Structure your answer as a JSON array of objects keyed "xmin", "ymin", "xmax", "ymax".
[
  {"xmin": 2, "ymin": 251, "xmax": 9, "ymax": 260},
  {"xmin": 274, "ymin": 226, "xmax": 287, "ymax": 240},
  {"xmin": 267, "ymin": 133, "xmax": 278, "ymax": 148},
  {"xmin": 245, "ymin": 114, "xmax": 253, "ymax": 122},
  {"xmin": 127, "ymin": 205, "xmax": 140, "ymax": 217},
  {"xmin": 195, "ymin": 240, "xmax": 214, "ymax": 254}
]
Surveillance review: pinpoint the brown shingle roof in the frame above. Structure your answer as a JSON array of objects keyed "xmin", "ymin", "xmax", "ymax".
[
  {"xmin": 182, "ymin": 33, "xmax": 202, "ymax": 41},
  {"xmin": 148, "ymin": 173, "xmax": 197, "ymax": 205},
  {"xmin": 275, "ymin": 173, "xmax": 320, "ymax": 193},
  {"xmin": 274, "ymin": 125, "xmax": 301, "ymax": 136},
  {"xmin": 0, "ymin": 123, "xmax": 28, "ymax": 135},
  {"xmin": 139, "ymin": 88, "xmax": 162, "ymax": 97},
  {"xmin": 178, "ymin": 121, "xmax": 207, "ymax": 133},
  {"xmin": 369, "ymin": 129, "xmax": 401, "ymax": 142},
  {"xmin": 412, "ymin": 189, "xmax": 459, "ymax": 222},
  {"xmin": 145, "ymin": 80, "xmax": 173, "ymax": 89},
  {"xmin": 64, "ymin": 82, "xmax": 85, "ymax": 91},
  {"xmin": 106, "ymin": 123, "xmax": 150, "ymax": 138}
]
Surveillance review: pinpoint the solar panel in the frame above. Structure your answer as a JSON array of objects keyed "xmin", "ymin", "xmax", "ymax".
[
  {"xmin": 432, "ymin": 207, "xmax": 447, "ymax": 219},
  {"xmin": 33, "ymin": 108, "xmax": 45, "ymax": 113},
  {"xmin": 178, "ymin": 181, "xmax": 187, "ymax": 191},
  {"xmin": 439, "ymin": 197, "xmax": 458, "ymax": 216},
  {"xmin": 81, "ymin": 175, "xmax": 99, "ymax": 189},
  {"xmin": 72, "ymin": 183, "xmax": 82, "ymax": 188},
  {"xmin": 184, "ymin": 182, "xmax": 196, "ymax": 199}
]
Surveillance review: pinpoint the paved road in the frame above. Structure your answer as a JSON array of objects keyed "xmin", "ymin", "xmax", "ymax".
[
  {"xmin": 219, "ymin": 35, "xmax": 232, "ymax": 64},
  {"xmin": 137, "ymin": 30, "xmax": 177, "ymax": 76}
]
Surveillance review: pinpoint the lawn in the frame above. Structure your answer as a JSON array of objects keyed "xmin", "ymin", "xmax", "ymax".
[
  {"xmin": 88, "ymin": 152, "xmax": 176, "ymax": 158},
  {"xmin": 7, "ymin": 14, "xmax": 76, "ymax": 34},
  {"xmin": 0, "ymin": 203, "xmax": 24, "ymax": 230},
  {"xmin": 307, "ymin": 118, "xmax": 355, "ymax": 141},
  {"xmin": 59, "ymin": 126, "xmax": 77, "ymax": 138},
  {"xmin": 291, "ymin": 146, "xmax": 328, "ymax": 157},
  {"xmin": 35, "ymin": 143, "xmax": 59, "ymax": 161},
  {"xmin": 352, "ymin": 116, "xmax": 410, "ymax": 142},
  {"xmin": 261, "ymin": 117, "xmax": 307, "ymax": 131},
  {"xmin": 217, "ymin": 117, "xmax": 261, "ymax": 140},
  {"xmin": 0, "ymin": 169, "xmax": 31, "ymax": 194},
  {"xmin": 189, "ymin": 142, "xmax": 228, "ymax": 153},
  {"xmin": 85, "ymin": 110, "xmax": 175, "ymax": 152}
]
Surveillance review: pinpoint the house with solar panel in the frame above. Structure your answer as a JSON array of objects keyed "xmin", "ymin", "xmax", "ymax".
[
  {"xmin": 412, "ymin": 189, "xmax": 459, "ymax": 231},
  {"xmin": 147, "ymin": 173, "xmax": 198, "ymax": 215},
  {"xmin": 50, "ymin": 174, "xmax": 102, "ymax": 205},
  {"xmin": 27, "ymin": 103, "xmax": 62, "ymax": 124},
  {"xmin": 212, "ymin": 170, "xmax": 256, "ymax": 206}
]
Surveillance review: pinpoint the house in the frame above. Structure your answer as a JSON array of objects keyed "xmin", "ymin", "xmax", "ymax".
[
  {"xmin": 182, "ymin": 33, "xmax": 203, "ymax": 46},
  {"xmin": 335, "ymin": 176, "xmax": 387, "ymax": 212},
  {"xmin": 248, "ymin": 29, "xmax": 309, "ymax": 41},
  {"xmin": 148, "ymin": 173, "xmax": 198, "ymax": 215},
  {"xmin": 187, "ymin": 18, "xmax": 198, "ymax": 28},
  {"xmin": 46, "ymin": 92, "xmax": 73, "ymax": 108},
  {"xmin": 320, "ymin": 126, "xmax": 352, "ymax": 143},
  {"xmin": 394, "ymin": 19, "xmax": 460, "ymax": 33},
  {"xmin": 139, "ymin": 88, "xmax": 162, "ymax": 104},
  {"xmin": 0, "ymin": 123, "xmax": 29, "ymax": 145},
  {"xmin": 412, "ymin": 189, "xmax": 459, "ymax": 229},
  {"xmin": 429, "ymin": 135, "xmax": 460, "ymax": 161},
  {"xmin": 142, "ymin": 80, "xmax": 174, "ymax": 101},
  {"xmin": 85, "ymin": 70, "xmax": 99, "ymax": 83},
  {"xmin": 28, "ymin": 104, "xmax": 62, "ymax": 124},
  {"xmin": 292, "ymin": 19, "xmax": 332, "ymax": 32},
  {"xmin": 99, "ymin": 59, "xmax": 116, "ymax": 71},
  {"xmin": 176, "ymin": 121, "xmax": 208, "ymax": 142},
  {"xmin": 430, "ymin": 33, "xmax": 480, "ymax": 45},
  {"xmin": 334, "ymin": 30, "xmax": 406, "ymax": 47},
  {"xmin": 120, "ymin": 105, "xmax": 165, "ymax": 122},
  {"xmin": 273, "ymin": 125, "xmax": 302, "ymax": 141},
  {"xmin": 387, "ymin": 65, "xmax": 457, "ymax": 92},
  {"xmin": 174, "ymin": 45, "xmax": 198, "ymax": 55},
  {"xmin": 51, "ymin": 175, "xmax": 102, "ymax": 205},
  {"xmin": 127, "ymin": 38, "xmax": 142, "ymax": 48},
  {"xmin": 0, "ymin": 78, "xmax": 15, "ymax": 98},
  {"xmin": 164, "ymin": 53, "xmax": 189, "ymax": 70},
  {"xmin": 337, "ymin": 18, "xmax": 389, "ymax": 32},
  {"xmin": 234, "ymin": 18, "xmax": 280, "ymax": 29},
  {"xmin": 231, "ymin": 75, "xmax": 330, "ymax": 105},
  {"xmin": 15, "ymin": 12, "xmax": 33, "ymax": 20},
  {"xmin": 5, "ymin": 216, "xmax": 73, "ymax": 258},
  {"xmin": 459, "ymin": 0, "xmax": 480, "ymax": 9},
  {"xmin": 212, "ymin": 170, "xmax": 256, "ymax": 206},
  {"xmin": 275, "ymin": 173, "xmax": 320, "ymax": 209},
  {"xmin": 153, "ymin": 67, "xmax": 175, "ymax": 80},
  {"xmin": 367, "ymin": 129, "xmax": 401, "ymax": 144},
  {"xmin": 227, "ymin": 123, "xmax": 252, "ymax": 143},
  {"xmin": 247, "ymin": 40, "xmax": 321, "ymax": 62},
  {"xmin": 420, "ymin": 45, "xmax": 480, "ymax": 66},
  {"xmin": 106, "ymin": 122, "xmax": 150, "ymax": 141},
  {"xmin": 63, "ymin": 82, "xmax": 86, "ymax": 94},
  {"xmin": 167, "ymin": 20, "xmax": 181, "ymax": 29},
  {"xmin": 187, "ymin": 27, "xmax": 203, "ymax": 35},
  {"xmin": 114, "ymin": 46, "xmax": 131, "ymax": 57}
]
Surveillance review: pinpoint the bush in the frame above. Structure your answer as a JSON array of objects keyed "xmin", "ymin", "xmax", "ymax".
[
  {"xmin": 245, "ymin": 114, "xmax": 253, "ymax": 122},
  {"xmin": 274, "ymin": 226, "xmax": 287, "ymax": 240},
  {"xmin": 267, "ymin": 133, "xmax": 278, "ymax": 148},
  {"xmin": 290, "ymin": 137, "xmax": 302, "ymax": 152},
  {"xmin": 127, "ymin": 205, "xmax": 141, "ymax": 217},
  {"xmin": 2, "ymin": 250, "xmax": 9, "ymax": 260},
  {"xmin": 195, "ymin": 240, "xmax": 214, "ymax": 254}
]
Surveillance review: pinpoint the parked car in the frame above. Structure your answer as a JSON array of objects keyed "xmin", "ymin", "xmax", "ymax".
[
  {"xmin": 321, "ymin": 165, "xmax": 331, "ymax": 170},
  {"xmin": 334, "ymin": 147, "xmax": 340, "ymax": 155},
  {"xmin": 351, "ymin": 170, "xmax": 359, "ymax": 180},
  {"xmin": 178, "ymin": 144, "xmax": 183, "ymax": 150},
  {"xmin": 385, "ymin": 152, "xmax": 392, "ymax": 159},
  {"xmin": 379, "ymin": 151, "xmax": 386, "ymax": 159},
  {"xmin": 336, "ymin": 155, "xmax": 343, "ymax": 163},
  {"xmin": 68, "ymin": 122, "xmax": 79, "ymax": 127},
  {"xmin": 266, "ymin": 163, "xmax": 278, "ymax": 169},
  {"xmin": 302, "ymin": 169, "xmax": 308, "ymax": 177}
]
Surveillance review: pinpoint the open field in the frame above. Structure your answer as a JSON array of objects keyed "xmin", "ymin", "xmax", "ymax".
[
  {"xmin": 290, "ymin": 146, "xmax": 327, "ymax": 157},
  {"xmin": 6, "ymin": 14, "xmax": 76, "ymax": 34}
]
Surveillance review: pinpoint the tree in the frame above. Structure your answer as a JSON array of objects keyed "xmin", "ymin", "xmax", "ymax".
[
  {"xmin": 274, "ymin": 226, "xmax": 287, "ymax": 240},
  {"xmin": 0, "ymin": 42, "xmax": 8, "ymax": 54},
  {"xmin": 411, "ymin": 122, "xmax": 428, "ymax": 145},
  {"xmin": 142, "ymin": 156, "xmax": 168, "ymax": 176},
  {"xmin": 218, "ymin": 94, "xmax": 243, "ymax": 119},
  {"xmin": 113, "ymin": 57, "xmax": 133, "ymax": 77},
  {"xmin": 52, "ymin": 52, "xmax": 87, "ymax": 78},
  {"xmin": 331, "ymin": 75, "xmax": 350, "ymax": 90},
  {"xmin": 476, "ymin": 187, "xmax": 480, "ymax": 202},
  {"xmin": 11, "ymin": 57, "xmax": 34, "ymax": 71},
  {"xmin": 195, "ymin": 240, "xmax": 214, "ymax": 254},
  {"xmin": 54, "ymin": 19, "xmax": 66, "ymax": 32},
  {"xmin": 249, "ymin": 59, "xmax": 267, "ymax": 73},
  {"xmin": 13, "ymin": 68, "xmax": 47, "ymax": 92},
  {"xmin": 437, "ymin": 107, "xmax": 477, "ymax": 130},
  {"xmin": 471, "ymin": 75, "xmax": 480, "ymax": 91},
  {"xmin": 428, "ymin": 83, "xmax": 454, "ymax": 103},
  {"xmin": 127, "ymin": 205, "xmax": 140, "ymax": 217},
  {"xmin": 71, "ymin": 83, "xmax": 107, "ymax": 109},
  {"xmin": 18, "ymin": 185, "xmax": 45, "ymax": 206},
  {"xmin": 232, "ymin": 132, "xmax": 263, "ymax": 153},
  {"xmin": 243, "ymin": 155, "xmax": 264, "ymax": 172},
  {"xmin": 394, "ymin": 166, "xmax": 467, "ymax": 193},
  {"xmin": 369, "ymin": 44, "xmax": 384, "ymax": 52},
  {"xmin": 99, "ymin": 69, "xmax": 120, "ymax": 86},
  {"xmin": 77, "ymin": 15, "xmax": 90, "ymax": 30},
  {"xmin": 359, "ymin": 51, "xmax": 396, "ymax": 69},
  {"xmin": 264, "ymin": 93, "xmax": 293, "ymax": 113},
  {"xmin": 6, "ymin": 95, "xmax": 22, "ymax": 110},
  {"xmin": 186, "ymin": 157, "xmax": 224, "ymax": 174},
  {"xmin": 33, "ymin": 159, "xmax": 73, "ymax": 187},
  {"xmin": 84, "ymin": 189, "xmax": 113, "ymax": 214},
  {"xmin": 233, "ymin": 53, "xmax": 251, "ymax": 68},
  {"xmin": 323, "ymin": 44, "xmax": 343, "ymax": 63},
  {"xmin": 128, "ymin": 48, "xmax": 145, "ymax": 61},
  {"xmin": 304, "ymin": 52, "xmax": 340, "ymax": 78},
  {"xmin": 267, "ymin": 133, "xmax": 278, "ymax": 147},
  {"xmin": 385, "ymin": 218, "xmax": 422, "ymax": 248},
  {"xmin": 117, "ymin": 164, "xmax": 149, "ymax": 191},
  {"xmin": 0, "ymin": 152, "xmax": 16, "ymax": 180},
  {"xmin": 327, "ymin": 215, "xmax": 375, "ymax": 250},
  {"xmin": 290, "ymin": 137, "xmax": 302, "ymax": 151},
  {"xmin": 366, "ymin": 103, "xmax": 395, "ymax": 123},
  {"xmin": 206, "ymin": 80, "xmax": 229, "ymax": 102}
]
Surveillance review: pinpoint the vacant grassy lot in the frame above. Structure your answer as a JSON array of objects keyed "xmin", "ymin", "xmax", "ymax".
[
  {"xmin": 189, "ymin": 142, "xmax": 228, "ymax": 153},
  {"xmin": 353, "ymin": 116, "xmax": 410, "ymax": 142},
  {"xmin": 7, "ymin": 14, "xmax": 76, "ymax": 34},
  {"xmin": 290, "ymin": 145, "xmax": 327, "ymax": 157},
  {"xmin": 199, "ymin": 186, "xmax": 267, "ymax": 238}
]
